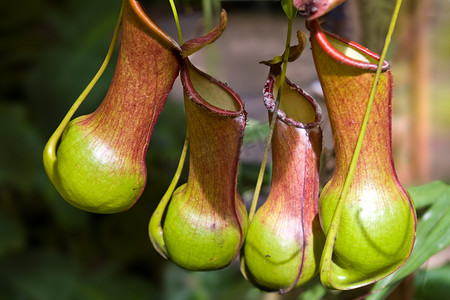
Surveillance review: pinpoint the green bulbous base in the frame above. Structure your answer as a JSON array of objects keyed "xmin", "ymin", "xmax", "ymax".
[
  {"xmin": 163, "ymin": 183, "xmax": 248, "ymax": 271},
  {"xmin": 244, "ymin": 214, "xmax": 303, "ymax": 291},
  {"xmin": 53, "ymin": 117, "xmax": 145, "ymax": 214},
  {"xmin": 319, "ymin": 181, "xmax": 416, "ymax": 287},
  {"xmin": 243, "ymin": 202, "xmax": 323, "ymax": 292}
]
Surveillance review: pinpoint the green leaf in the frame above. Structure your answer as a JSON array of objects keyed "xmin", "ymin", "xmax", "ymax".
[
  {"xmin": 415, "ymin": 264, "xmax": 450, "ymax": 300},
  {"xmin": 407, "ymin": 181, "xmax": 448, "ymax": 209},
  {"xmin": 368, "ymin": 184, "xmax": 450, "ymax": 299},
  {"xmin": 281, "ymin": 0, "xmax": 298, "ymax": 20}
]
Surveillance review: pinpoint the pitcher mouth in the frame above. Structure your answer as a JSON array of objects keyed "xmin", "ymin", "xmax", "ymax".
[
  {"xmin": 309, "ymin": 20, "xmax": 390, "ymax": 72},
  {"xmin": 181, "ymin": 59, "xmax": 245, "ymax": 117},
  {"xmin": 264, "ymin": 73, "xmax": 322, "ymax": 130}
]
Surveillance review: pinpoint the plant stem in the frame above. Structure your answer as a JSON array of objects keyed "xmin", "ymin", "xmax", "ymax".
[
  {"xmin": 202, "ymin": 0, "xmax": 213, "ymax": 32},
  {"xmin": 149, "ymin": 132, "xmax": 189, "ymax": 258},
  {"xmin": 43, "ymin": 0, "xmax": 124, "ymax": 179},
  {"xmin": 320, "ymin": 0, "xmax": 403, "ymax": 282},
  {"xmin": 248, "ymin": 17, "xmax": 294, "ymax": 221},
  {"xmin": 169, "ymin": 0, "xmax": 183, "ymax": 44}
]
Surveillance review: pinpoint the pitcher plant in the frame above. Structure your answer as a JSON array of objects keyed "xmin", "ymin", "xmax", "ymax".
[
  {"xmin": 43, "ymin": 0, "xmax": 180, "ymax": 213},
  {"xmin": 160, "ymin": 59, "xmax": 248, "ymax": 270},
  {"xmin": 148, "ymin": 10, "xmax": 248, "ymax": 271},
  {"xmin": 309, "ymin": 19, "xmax": 416, "ymax": 289},
  {"xmin": 241, "ymin": 65, "xmax": 324, "ymax": 293}
]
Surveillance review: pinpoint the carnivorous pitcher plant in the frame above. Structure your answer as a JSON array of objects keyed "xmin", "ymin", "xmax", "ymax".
[
  {"xmin": 309, "ymin": 19, "xmax": 416, "ymax": 289},
  {"xmin": 43, "ymin": 0, "xmax": 180, "ymax": 213}
]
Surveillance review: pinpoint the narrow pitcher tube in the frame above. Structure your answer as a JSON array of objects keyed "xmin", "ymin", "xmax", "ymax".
[
  {"xmin": 161, "ymin": 59, "xmax": 248, "ymax": 271},
  {"xmin": 309, "ymin": 20, "xmax": 416, "ymax": 289},
  {"xmin": 241, "ymin": 68, "xmax": 325, "ymax": 293}
]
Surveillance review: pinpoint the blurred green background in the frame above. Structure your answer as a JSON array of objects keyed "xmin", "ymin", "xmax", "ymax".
[{"xmin": 1, "ymin": 0, "xmax": 449, "ymax": 299}]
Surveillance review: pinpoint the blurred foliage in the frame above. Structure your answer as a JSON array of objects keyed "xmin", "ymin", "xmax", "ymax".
[
  {"xmin": 358, "ymin": 0, "xmax": 395, "ymax": 53},
  {"xmin": 414, "ymin": 264, "xmax": 450, "ymax": 300},
  {"xmin": 1, "ymin": 0, "xmax": 449, "ymax": 299}
]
